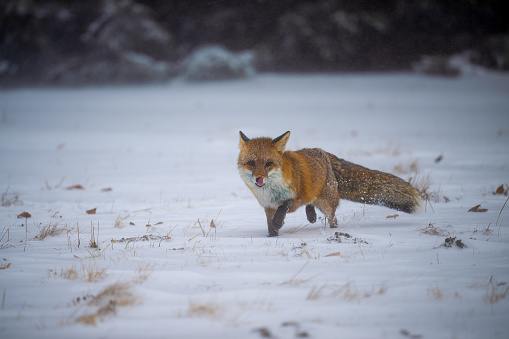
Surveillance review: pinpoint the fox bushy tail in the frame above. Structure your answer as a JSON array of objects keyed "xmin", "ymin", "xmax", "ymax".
[{"xmin": 328, "ymin": 153, "xmax": 423, "ymax": 214}]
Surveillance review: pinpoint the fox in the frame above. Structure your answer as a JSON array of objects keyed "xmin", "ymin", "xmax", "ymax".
[{"xmin": 238, "ymin": 131, "xmax": 423, "ymax": 237}]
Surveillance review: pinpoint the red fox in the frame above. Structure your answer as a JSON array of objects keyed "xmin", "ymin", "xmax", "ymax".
[{"xmin": 238, "ymin": 131, "xmax": 423, "ymax": 236}]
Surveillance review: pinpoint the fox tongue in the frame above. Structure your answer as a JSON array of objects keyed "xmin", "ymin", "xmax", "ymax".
[{"xmin": 256, "ymin": 177, "xmax": 264, "ymax": 187}]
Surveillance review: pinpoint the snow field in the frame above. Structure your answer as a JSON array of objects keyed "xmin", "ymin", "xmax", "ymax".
[{"xmin": 0, "ymin": 73, "xmax": 508, "ymax": 338}]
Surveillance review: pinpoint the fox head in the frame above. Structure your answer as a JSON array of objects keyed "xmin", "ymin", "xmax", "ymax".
[{"xmin": 238, "ymin": 131, "xmax": 290, "ymax": 189}]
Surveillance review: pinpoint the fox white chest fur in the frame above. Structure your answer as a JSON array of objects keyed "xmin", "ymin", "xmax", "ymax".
[{"xmin": 238, "ymin": 167, "xmax": 295, "ymax": 209}]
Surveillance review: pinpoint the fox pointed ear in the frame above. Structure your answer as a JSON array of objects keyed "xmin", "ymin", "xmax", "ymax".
[
  {"xmin": 273, "ymin": 131, "xmax": 290, "ymax": 153},
  {"xmin": 239, "ymin": 131, "xmax": 250, "ymax": 147}
]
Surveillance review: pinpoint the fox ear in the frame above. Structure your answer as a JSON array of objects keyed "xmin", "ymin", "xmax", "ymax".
[
  {"xmin": 239, "ymin": 131, "xmax": 250, "ymax": 147},
  {"xmin": 273, "ymin": 131, "xmax": 290, "ymax": 153}
]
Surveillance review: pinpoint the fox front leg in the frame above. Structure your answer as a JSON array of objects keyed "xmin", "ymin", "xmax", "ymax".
[
  {"xmin": 264, "ymin": 208, "xmax": 278, "ymax": 237},
  {"xmin": 269, "ymin": 201, "xmax": 292, "ymax": 237},
  {"xmin": 265, "ymin": 201, "xmax": 291, "ymax": 237}
]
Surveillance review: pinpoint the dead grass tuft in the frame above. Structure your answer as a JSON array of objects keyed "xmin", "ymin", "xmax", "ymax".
[
  {"xmin": 114, "ymin": 215, "xmax": 129, "ymax": 229},
  {"xmin": 61, "ymin": 265, "xmax": 79, "ymax": 280},
  {"xmin": 111, "ymin": 234, "xmax": 171, "ymax": 244},
  {"xmin": 393, "ymin": 160, "xmax": 420, "ymax": 175},
  {"xmin": 76, "ymin": 282, "xmax": 136, "ymax": 326},
  {"xmin": 83, "ymin": 262, "xmax": 107, "ymax": 282},
  {"xmin": 1, "ymin": 187, "xmax": 21, "ymax": 207},
  {"xmin": 35, "ymin": 222, "xmax": 70, "ymax": 240},
  {"xmin": 133, "ymin": 261, "xmax": 154, "ymax": 284},
  {"xmin": 330, "ymin": 282, "xmax": 388, "ymax": 301},
  {"xmin": 186, "ymin": 299, "xmax": 223, "ymax": 319},
  {"xmin": 409, "ymin": 173, "xmax": 432, "ymax": 199},
  {"xmin": 307, "ymin": 282, "xmax": 387, "ymax": 301},
  {"xmin": 408, "ymin": 172, "xmax": 449, "ymax": 209},
  {"xmin": 484, "ymin": 277, "xmax": 508, "ymax": 305},
  {"xmin": 353, "ymin": 143, "xmax": 406, "ymax": 157},
  {"xmin": 418, "ymin": 223, "xmax": 449, "ymax": 236},
  {"xmin": 90, "ymin": 283, "xmax": 135, "ymax": 307},
  {"xmin": 61, "ymin": 262, "xmax": 107, "ymax": 282},
  {"xmin": 427, "ymin": 283, "xmax": 443, "ymax": 300}
]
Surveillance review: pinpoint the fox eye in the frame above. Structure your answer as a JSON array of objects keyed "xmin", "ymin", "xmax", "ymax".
[
  {"xmin": 265, "ymin": 161, "xmax": 273, "ymax": 167},
  {"xmin": 247, "ymin": 160, "xmax": 256, "ymax": 167}
]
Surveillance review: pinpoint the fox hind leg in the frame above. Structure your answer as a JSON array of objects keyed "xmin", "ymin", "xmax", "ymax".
[
  {"xmin": 318, "ymin": 203, "xmax": 338, "ymax": 228},
  {"xmin": 317, "ymin": 203, "xmax": 338, "ymax": 228},
  {"xmin": 315, "ymin": 187, "xmax": 339, "ymax": 229}
]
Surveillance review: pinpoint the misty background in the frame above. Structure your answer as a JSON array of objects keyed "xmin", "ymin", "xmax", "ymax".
[{"xmin": 1, "ymin": 0, "xmax": 508, "ymax": 87}]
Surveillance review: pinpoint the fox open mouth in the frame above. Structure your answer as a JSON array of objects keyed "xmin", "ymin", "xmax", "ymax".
[{"xmin": 255, "ymin": 177, "xmax": 265, "ymax": 187}]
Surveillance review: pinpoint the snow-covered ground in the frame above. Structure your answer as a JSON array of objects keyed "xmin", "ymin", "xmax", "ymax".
[{"xmin": 0, "ymin": 73, "xmax": 508, "ymax": 339}]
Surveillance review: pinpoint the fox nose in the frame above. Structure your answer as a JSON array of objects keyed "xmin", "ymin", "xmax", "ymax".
[{"xmin": 255, "ymin": 177, "xmax": 265, "ymax": 187}]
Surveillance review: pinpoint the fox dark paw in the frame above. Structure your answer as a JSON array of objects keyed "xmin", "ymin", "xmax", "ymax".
[
  {"xmin": 268, "ymin": 229, "xmax": 279, "ymax": 237},
  {"xmin": 306, "ymin": 205, "xmax": 317, "ymax": 223}
]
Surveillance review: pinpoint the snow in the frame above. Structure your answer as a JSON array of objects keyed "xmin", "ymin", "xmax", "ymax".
[{"xmin": 1, "ymin": 73, "xmax": 509, "ymax": 339}]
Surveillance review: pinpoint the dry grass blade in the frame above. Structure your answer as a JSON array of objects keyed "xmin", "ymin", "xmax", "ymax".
[
  {"xmin": 288, "ymin": 223, "xmax": 310, "ymax": 234},
  {"xmin": 197, "ymin": 218, "xmax": 205, "ymax": 236},
  {"xmin": 307, "ymin": 284, "xmax": 327, "ymax": 300},
  {"xmin": 281, "ymin": 262, "xmax": 316, "ymax": 286},
  {"xmin": 496, "ymin": 196, "xmax": 509, "ymax": 228},
  {"xmin": 85, "ymin": 242, "xmax": 111, "ymax": 259},
  {"xmin": 0, "ymin": 225, "xmax": 11, "ymax": 244},
  {"xmin": 90, "ymin": 221, "xmax": 99, "ymax": 248},
  {"xmin": 324, "ymin": 251, "xmax": 341, "ymax": 257}
]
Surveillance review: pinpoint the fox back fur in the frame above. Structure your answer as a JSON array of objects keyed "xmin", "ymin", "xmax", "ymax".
[{"xmin": 238, "ymin": 131, "xmax": 423, "ymax": 236}]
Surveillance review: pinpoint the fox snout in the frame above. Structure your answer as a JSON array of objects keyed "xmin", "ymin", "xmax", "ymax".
[
  {"xmin": 241, "ymin": 162, "xmax": 273, "ymax": 188},
  {"xmin": 255, "ymin": 177, "xmax": 265, "ymax": 187}
]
